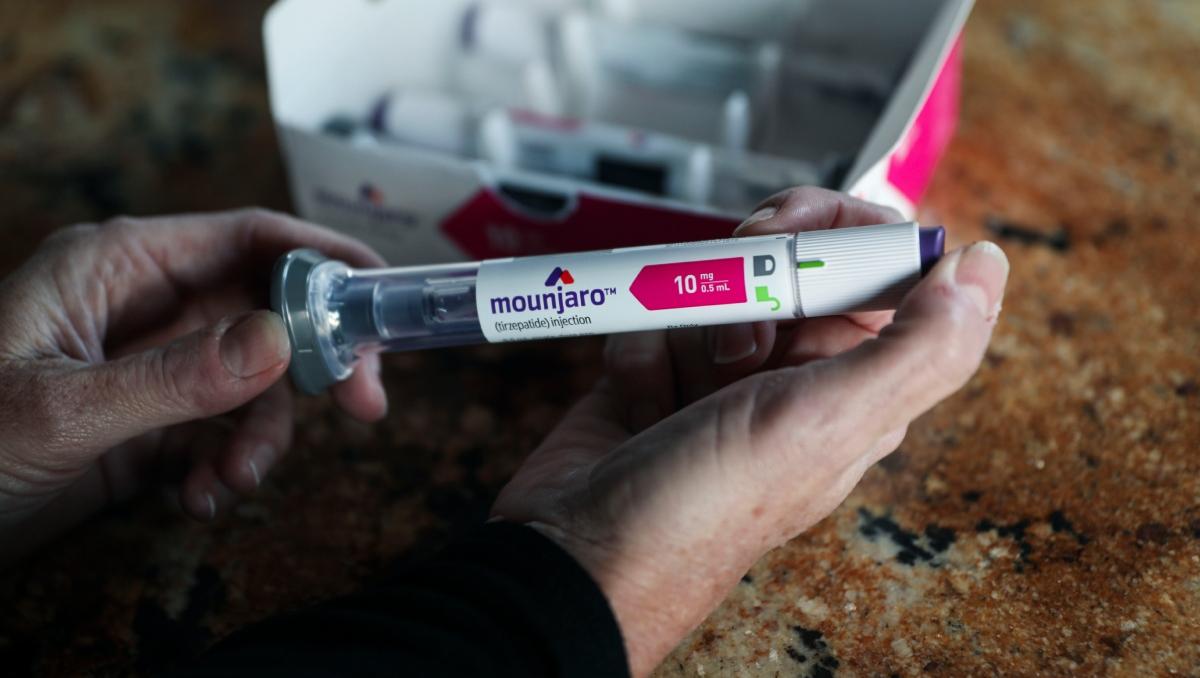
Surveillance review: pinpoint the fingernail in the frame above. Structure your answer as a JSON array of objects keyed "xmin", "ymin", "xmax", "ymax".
[
  {"xmin": 248, "ymin": 444, "xmax": 273, "ymax": 488},
  {"xmin": 734, "ymin": 206, "xmax": 777, "ymax": 236},
  {"xmin": 208, "ymin": 482, "xmax": 240, "ymax": 518},
  {"xmin": 219, "ymin": 312, "xmax": 290, "ymax": 378},
  {"xmin": 709, "ymin": 324, "xmax": 758, "ymax": 365},
  {"xmin": 954, "ymin": 241, "xmax": 1009, "ymax": 318},
  {"xmin": 248, "ymin": 444, "xmax": 276, "ymax": 487}
]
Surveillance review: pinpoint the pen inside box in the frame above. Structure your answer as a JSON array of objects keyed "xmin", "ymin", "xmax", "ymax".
[{"xmin": 315, "ymin": 0, "xmax": 940, "ymax": 215}]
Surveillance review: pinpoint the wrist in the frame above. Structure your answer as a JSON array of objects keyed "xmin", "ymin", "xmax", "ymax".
[{"xmin": 525, "ymin": 521, "xmax": 747, "ymax": 677}]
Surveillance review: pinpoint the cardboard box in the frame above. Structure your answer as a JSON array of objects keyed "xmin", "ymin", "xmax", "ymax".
[{"xmin": 264, "ymin": 0, "xmax": 973, "ymax": 264}]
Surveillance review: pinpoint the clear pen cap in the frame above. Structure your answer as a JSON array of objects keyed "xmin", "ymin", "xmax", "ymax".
[{"xmin": 272, "ymin": 249, "xmax": 487, "ymax": 394}]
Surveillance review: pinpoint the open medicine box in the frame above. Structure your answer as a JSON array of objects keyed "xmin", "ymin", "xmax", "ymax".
[{"xmin": 264, "ymin": 0, "xmax": 973, "ymax": 264}]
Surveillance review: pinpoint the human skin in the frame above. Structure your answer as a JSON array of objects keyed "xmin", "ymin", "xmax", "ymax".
[
  {"xmin": 493, "ymin": 187, "xmax": 1009, "ymax": 676},
  {"xmin": 0, "ymin": 209, "xmax": 389, "ymax": 566},
  {"xmin": 0, "ymin": 191, "xmax": 1007, "ymax": 677}
]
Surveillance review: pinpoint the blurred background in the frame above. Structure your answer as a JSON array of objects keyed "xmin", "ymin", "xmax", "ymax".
[
  {"xmin": 0, "ymin": 1, "xmax": 284, "ymax": 274},
  {"xmin": 1, "ymin": 1, "xmax": 1198, "ymax": 676}
]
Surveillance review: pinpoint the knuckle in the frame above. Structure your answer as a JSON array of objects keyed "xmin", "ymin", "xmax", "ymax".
[
  {"xmin": 748, "ymin": 368, "xmax": 819, "ymax": 441},
  {"xmin": 42, "ymin": 223, "xmax": 99, "ymax": 251},
  {"xmin": 99, "ymin": 214, "xmax": 140, "ymax": 231},
  {"xmin": 605, "ymin": 346, "xmax": 643, "ymax": 372},
  {"xmin": 876, "ymin": 425, "xmax": 909, "ymax": 458},
  {"xmin": 786, "ymin": 185, "xmax": 824, "ymax": 200},
  {"xmin": 96, "ymin": 216, "xmax": 147, "ymax": 249},
  {"xmin": 240, "ymin": 206, "xmax": 280, "ymax": 219},
  {"xmin": 20, "ymin": 372, "xmax": 78, "ymax": 457},
  {"xmin": 756, "ymin": 185, "xmax": 818, "ymax": 212},
  {"xmin": 154, "ymin": 339, "xmax": 216, "ymax": 415},
  {"xmin": 882, "ymin": 205, "xmax": 906, "ymax": 223},
  {"xmin": 760, "ymin": 186, "xmax": 801, "ymax": 210},
  {"xmin": 232, "ymin": 207, "xmax": 292, "ymax": 247},
  {"xmin": 603, "ymin": 342, "xmax": 661, "ymax": 378},
  {"xmin": 236, "ymin": 206, "xmax": 286, "ymax": 230},
  {"xmin": 777, "ymin": 185, "xmax": 827, "ymax": 208},
  {"xmin": 94, "ymin": 216, "xmax": 146, "ymax": 255}
]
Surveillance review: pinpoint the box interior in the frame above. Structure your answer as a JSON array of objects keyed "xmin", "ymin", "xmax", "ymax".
[{"xmin": 266, "ymin": 0, "xmax": 950, "ymax": 214}]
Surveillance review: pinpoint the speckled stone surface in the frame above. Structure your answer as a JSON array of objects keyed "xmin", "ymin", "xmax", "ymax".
[{"xmin": 1, "ymin": 1, "xmax": 1198, "ymax": 677}]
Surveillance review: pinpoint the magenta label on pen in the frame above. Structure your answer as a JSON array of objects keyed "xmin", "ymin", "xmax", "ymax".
[{"xmin": 629, "ymin": 258, "xmax": 746, "ymax": 310}]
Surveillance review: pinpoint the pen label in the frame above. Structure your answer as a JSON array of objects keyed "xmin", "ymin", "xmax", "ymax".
[
  {"xmin": 629, "ymin": 258, "xmax": 746, "ymax": 310},
  {"xmin": 475, "ymin": 235, "xmax": 796, "ymax": 343}
]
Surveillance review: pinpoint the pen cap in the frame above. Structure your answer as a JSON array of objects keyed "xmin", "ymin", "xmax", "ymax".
[
  {"xmin": 271, "ymin": 249, "xmax": 352, "ymax": 395},
  {"xmin": 793, "ymin": 222, "xmax": 944, "ymax": 316}
]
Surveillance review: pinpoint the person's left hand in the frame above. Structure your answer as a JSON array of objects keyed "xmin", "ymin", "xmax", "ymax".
[{"xmin": 0, "ymin": 209, "xmax": 388, "ymax": 565}]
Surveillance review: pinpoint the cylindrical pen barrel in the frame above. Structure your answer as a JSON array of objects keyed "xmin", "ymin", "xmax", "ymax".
[{"xmin": 273, "ymin": 222, "xmax": 944, "ymax": 394}]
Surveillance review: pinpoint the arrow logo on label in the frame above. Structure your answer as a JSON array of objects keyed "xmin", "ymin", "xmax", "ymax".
[{"xmin": 544, "ymin": 267, "xmax": 575, "ymax": 286}]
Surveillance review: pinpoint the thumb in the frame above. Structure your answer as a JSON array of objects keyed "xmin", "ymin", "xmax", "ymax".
[
  {"xmin": 68, "ymin": 311, "xmax": 291, "ymax": 453},
  {"xmin": 750, "ymin": 240, "xmax": 1009, "ymax": 462}
]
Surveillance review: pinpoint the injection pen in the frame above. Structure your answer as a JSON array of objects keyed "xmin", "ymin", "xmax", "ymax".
[{"xmin": 272, "ymin": 222, "xmax": 945, "ymax": 394}]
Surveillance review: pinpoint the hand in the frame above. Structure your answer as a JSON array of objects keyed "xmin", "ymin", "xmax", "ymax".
[
  {"xmin": 0, "ymin": 209, "xmax": 388, "ymax": 565},
  {"xmin": 492, "ymin": 187, "xmax": 1009, "ymax": 676}
]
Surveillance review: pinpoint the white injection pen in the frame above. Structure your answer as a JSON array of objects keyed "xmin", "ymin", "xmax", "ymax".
[{"xmin": 272, "ymin": 222, "xmax": 944, "ymax": 393}]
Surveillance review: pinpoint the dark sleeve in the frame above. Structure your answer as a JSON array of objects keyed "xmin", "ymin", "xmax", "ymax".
[{"xmin": 175, "ymin": 522, "xmax": 629, "ymax": 678}]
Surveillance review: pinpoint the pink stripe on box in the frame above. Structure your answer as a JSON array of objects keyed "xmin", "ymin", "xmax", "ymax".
[{"xmin": 887, "ymin": 34, "xmax": 964, "ymax": 204}]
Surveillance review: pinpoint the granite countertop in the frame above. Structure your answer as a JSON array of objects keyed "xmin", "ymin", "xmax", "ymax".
[{"xmin": 2, "ymin": 1, "xmax": 1199, "ymax": 676}]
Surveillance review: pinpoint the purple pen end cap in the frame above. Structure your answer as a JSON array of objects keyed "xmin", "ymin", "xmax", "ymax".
[{"xmin": 919, "ymin": 226, "xmax": 946, "ymax": 276}]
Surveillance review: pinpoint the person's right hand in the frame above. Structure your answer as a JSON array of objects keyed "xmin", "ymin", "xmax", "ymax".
[
  {"xmin": 493, "ymin": 187, "xmax": 1009, "ymax": 676},
  {"xmin": 0, "ymin": 209, "xmax": 388, "ymax": 566}
]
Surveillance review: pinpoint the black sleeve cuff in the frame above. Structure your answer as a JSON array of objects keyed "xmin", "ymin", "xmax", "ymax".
[
  {"xmin": 429, "ymin": 521, "xmax": 629, "ymax": 677},
  {"xmin": 176, "ymin": 521, "xmax": 629, "ymax": 678}
]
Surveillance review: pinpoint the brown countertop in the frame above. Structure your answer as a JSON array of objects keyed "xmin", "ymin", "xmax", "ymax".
[{"xmin": 1, "ymin": 1, "xmax": 1198, "ymax": 676}]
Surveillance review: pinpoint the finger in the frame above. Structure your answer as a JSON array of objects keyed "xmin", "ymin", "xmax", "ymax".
[
  {"xmin": 706, "ymin": 320, "xmax": 777, "ymax": 380},
  {"xmin": 94, "ymin": 209, "xmax": 386, "ymax": 338},
  {"xmin": 327, "ymin": 351, "xmax": 388, "ymax": 423},
  {"xmin": 113, "ymin": 207, "xmax": 386, "ymax": 286},
  {"xmin": 755, "ymin": 241, "xmax": 1009, "ymax": 459},
  {"xmin": 667, "ymin": 329, "xmax": 721, "ymax": 406},
  {"xmin": 49, "ymin": 311, "xmax": 290, "ymax": 460},
  {"xmin": 216, "ymin": 381, "xmax": 294, "ymax": 494},
  {"xmin": 733, "ymin": 186, "xmax": 906, "ymax": 237},
  {"xmin": 604, "ymin": 331, "xmax": 675, "ymax": 432},
  {"xmin": 842, "ymin": 309, "xmax": 895, "ymax": 334},
  {"xmin": 773, "ymin": 315, "xmax": 881, "ymax": 367},
  {"xmin": 105, "ymin": 282, "xmax": 258, "ymax": 358},
  {"xmin": 770, "ymin": 310, "xmax": 896, "ymax": 369},
  {"xmin": 706, "ymin": 322, "xmax": 756, "ymax": 365},
  {"xmin": 158, "ymin": 417, "xmax": 240, "ymax": 521},
  {"xmin": 708, "ymin": 188, "xmax": 897, "ymax": 379},
  {"xmin": 181, "ymin": 456, "xmax": 240, "ymax": 521},
  {"xmin": 731, "ymin": 187, "xmax": 901, "ymax": 354}
]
